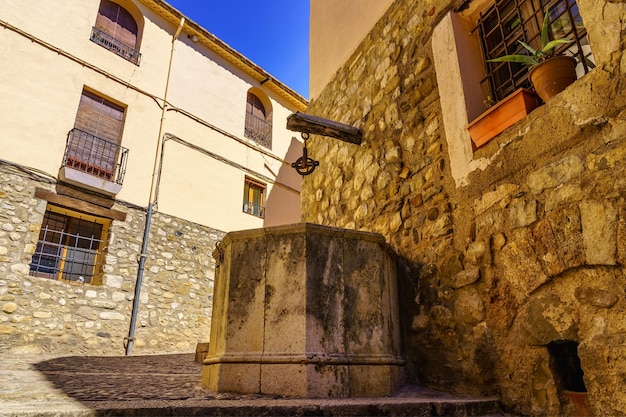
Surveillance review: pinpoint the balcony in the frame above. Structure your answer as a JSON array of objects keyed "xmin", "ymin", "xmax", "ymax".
[
  {"xmin": 58, "ymin": 129, "xmax": 129, "ymax": 196},
  {"xmin": 244, "ymin": 112, "xmax": 272, "ymax": 149},
  {"xmin": 90, "ymin": 26, "xmax": 141, "ymax": 65},
  {"xmin": 243, "ymin": 201, "xmax": 265, "ymax": 218}
]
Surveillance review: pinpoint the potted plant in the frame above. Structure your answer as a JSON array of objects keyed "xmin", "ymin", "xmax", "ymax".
[{"xmin": 487, "ymin": 10, "xmax": 577, "ymax": 102}]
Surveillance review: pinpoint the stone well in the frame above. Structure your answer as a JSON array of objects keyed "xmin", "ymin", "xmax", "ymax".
[{"xmin": 202, "ymin": 223, "xmax": 404, "ymax": 398}]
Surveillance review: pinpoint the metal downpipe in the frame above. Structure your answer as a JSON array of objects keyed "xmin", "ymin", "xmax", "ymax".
[
  {"xmin": 124, "ymin": 202, "xmax": 153, "ymax": 355},
  {"xmin": 125, "ymin": 17, "xmax": 185, "ymax": 356}
]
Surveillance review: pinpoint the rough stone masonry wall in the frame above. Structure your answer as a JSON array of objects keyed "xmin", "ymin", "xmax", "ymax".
[
  {"xmin": 0, "ymin": 162, "xmax": 222, "ymax": 355},
  {"xmin": 304, "ymin": 0, "xmax": 626, "ymax": 415}
]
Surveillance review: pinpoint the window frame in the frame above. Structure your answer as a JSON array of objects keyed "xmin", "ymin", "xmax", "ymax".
[
  {"xmin": 431, "ymin": 0, "xmax": 595, "ymax": 187},
  {"xmin": 242, "ymin": 177, "xmax": 266, "ymax": 219},
  {"xmin": 244, "ymin": 90, "xmax": 273, "ymax": 149},
  {"xmin": 476, "ymin": 0, "xmax": 594, "ymax": 104},
  {"xmin": 91, "ymin": 0, "xmax": 142, "ymax": 65},
  {"xmin": 30, "ymin": 205, "xmax": 110, "ymax": 285}
]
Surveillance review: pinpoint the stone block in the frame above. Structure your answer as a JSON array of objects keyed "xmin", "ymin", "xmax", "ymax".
[
  {"xmin": 580, "ymin": 200, "xmax": 617, "ymax": 265},
  {"xmin": 349, "ymin": 365, "xmax": 403, "ymax": 397},
  {"xmin": 494, "ymin": 229, "xmax": 549, "ymax": 301},
  {"xmin": 509, "ymin": 199, "xmax": 537, "ymax": 229},
  {"xmin": 261, "ymin": 363, "xmax": 307, "ymax": 397},
  {"xmin": 452, "ymin": 267, "xmax": 480, "ymax": 289},
  {"xmin": 618, "ymin": 205, "xmax": 626, "ymax": 265},
  {"xmin": 202, "ymin": 362, "xmax": 260, "ymax": 393},
  {"xmin": 527, "ymin": 155, "xmax": 583, "ymax": 194},
  {"xmin": 547, "ymin": 205, "xmax": 585, "ymax": 270},
  {"xmin": 2, "ymin": 302, "xmax": 18, "ymax": 313},
  {"xmin": 194, "ymin": 342, "xmax": 210, "ymax": 363},
  {"xmin": 474, "ymin": 184, "xmax": 518, "ymax": 216},
  {"xmin": 529, "ymin": 219, "xmax": 565, "ymax": 277},
  {"xmin": 574, "ymin": 286, "xmax": 618, "ymax": 308}
]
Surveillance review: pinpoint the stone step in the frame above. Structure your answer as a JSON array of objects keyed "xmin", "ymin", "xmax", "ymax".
[
  {"xmin": 0, "ymin": 354, "xmax": 509, "ymax": 417},
  {"xmin": 1, "ymin": 395, "xmax": 506, "ymax": 417}
]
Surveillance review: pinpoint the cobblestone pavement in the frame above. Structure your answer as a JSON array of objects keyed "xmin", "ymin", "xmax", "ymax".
[{"xmin": 0, "ymin": 353, "xmax": 506, "ymax": 416}]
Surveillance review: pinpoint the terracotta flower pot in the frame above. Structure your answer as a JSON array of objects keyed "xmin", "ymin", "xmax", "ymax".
[
  {"xmin": 529, "ymin": 55, "xmax": 577, "ymax": 102},
  {"xmin": 466, "ymin": 88, "xmax": 540, "ymax": 148}
]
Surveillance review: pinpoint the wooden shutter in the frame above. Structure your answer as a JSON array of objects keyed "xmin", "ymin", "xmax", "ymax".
[
  {"xmin": 70, "ymin": 90, "xmax": 124, "ymax": 176},
  {"xmin": 96, "ymin": 0, "xmax": 138, "ymax": 48},
  {"xmin": 246, "ymin": 93, "xmax": 266, "ymax": 120},
  {"xmin": 74, "ymin": 90, "xmax": 124, "ymax": 143}
]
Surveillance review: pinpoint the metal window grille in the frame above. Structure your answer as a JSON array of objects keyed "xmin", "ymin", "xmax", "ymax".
[
  {"xmin": 477, "ymin": 0, "xmax": 594, "ymax": 102},
  {"xmin": 30, "ymin": 211, "xmax": 105, "ymax": 285},
  {"xmin": 244, "ymin": 111, "xmax": 273, "ymax": 149},
  {"xmin": 90, "ymin": 26, "xmax": 141, "ymax": 65},
  {"xmin": 63, "ymin": 128, "xmax": 129, "ymax": 185}
]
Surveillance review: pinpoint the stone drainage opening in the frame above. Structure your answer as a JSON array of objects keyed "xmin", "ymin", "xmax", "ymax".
[
  {"xmin": 548, "ymin": 340, "xmax": 586, "ymax": 393},
  {"xmin": 548, "ymin": 340, "xmax": 591, "ymax": 416}
]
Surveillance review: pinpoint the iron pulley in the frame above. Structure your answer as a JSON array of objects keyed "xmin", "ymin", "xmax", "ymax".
[{"xmin": 291, "ymin": 133, "xmax": 319, "ymax": 176}]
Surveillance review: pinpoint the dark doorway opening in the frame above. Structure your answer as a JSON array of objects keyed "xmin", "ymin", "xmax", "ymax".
[{"xmin": 548, "ymin": 340, "xmax": 587, "ymax": 392}]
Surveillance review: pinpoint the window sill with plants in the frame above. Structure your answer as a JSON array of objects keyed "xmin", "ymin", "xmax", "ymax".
[{"xmin": 467, "ymin": 9, "xmax": 585, "ymax": 149}]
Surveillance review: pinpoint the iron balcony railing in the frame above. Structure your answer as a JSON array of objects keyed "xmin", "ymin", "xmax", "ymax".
[
  {"xmin": 63, "ymin": 128, "xmax": 129, "ymax": 185},
  {"xmin": 244, "ymin": 112, "xmax": 272, "ymax": 149},
  {"xmin": 243, "ymin": 201, "xmax": 265, "ymax": 218},
  {"xmin": 90, "ymin": 26, "xmax": 141, "ymax": 65}
]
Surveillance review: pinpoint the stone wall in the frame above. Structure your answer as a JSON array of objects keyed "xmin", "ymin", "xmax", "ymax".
[
  {"xmin": 304, "ymin": 0, "xmax": 626, "ymax": 415},
  {"xmin": 0, "ymin": 162, "xmax": 223, "ymax": 355}
]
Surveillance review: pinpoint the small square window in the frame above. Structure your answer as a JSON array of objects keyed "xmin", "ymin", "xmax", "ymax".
[{"xmin": 243, "ymin": 177, "xmax": 266, "ymax": 218}]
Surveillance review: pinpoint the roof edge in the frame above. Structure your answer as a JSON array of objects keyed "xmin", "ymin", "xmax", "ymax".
[{"xmin": 142, "ymin": 0, "xmax": 308, "ymax": 111}]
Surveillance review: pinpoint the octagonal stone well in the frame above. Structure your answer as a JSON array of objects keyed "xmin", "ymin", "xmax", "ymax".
[{"xmin": 202, "ymin": 223, "xmax": 404, "ymax": 398}]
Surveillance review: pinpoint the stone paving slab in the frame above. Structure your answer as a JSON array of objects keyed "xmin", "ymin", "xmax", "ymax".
[{"xmin": 0, "ymin": 354, "xmax": 505, "ymax": 417}]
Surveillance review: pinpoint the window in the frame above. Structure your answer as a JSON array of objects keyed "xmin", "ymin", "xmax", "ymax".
[
  {"xmin": 243, "ymin": 177, "xmax": 266, "ymax": 218},
  {"xmin": 30, "ymin": 206, "xmax": 109, "ymax": 285},
  {"xmin": 244, "ymin": 91, "xmax": 272, "ymax": 148},
  {"xmin": 64, "ymin": 90, "xmax": 128, "ymax": 183},
  {"xmin": 477, "ymin": 0, "xmax": 594, "ymax": 103},
  {"xmin": 431, "ymin": 0, "xmax": 595, "ymax": 186},
  {"xmin": 91, "ymin": 0, "xmax": 141, "ymax": 64}
]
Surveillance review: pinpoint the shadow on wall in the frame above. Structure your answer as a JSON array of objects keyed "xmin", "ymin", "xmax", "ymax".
[{"xmin": 264, "ymin": 136, "xmax": 303, "ymax": 227}]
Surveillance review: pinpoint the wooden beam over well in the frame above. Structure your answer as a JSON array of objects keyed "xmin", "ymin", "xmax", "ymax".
[{"xmin": 286, "ymin": 112, "xmax": 363, "ymax": 145}]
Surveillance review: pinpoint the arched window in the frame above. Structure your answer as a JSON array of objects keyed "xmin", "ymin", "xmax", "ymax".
[
  {"xmin": 91, "ymin": 0, "xmax": 141, "ymax": 65},
  {"xmin": 244, "ymin": 91, "xmax": 272, "ymax": 149}
]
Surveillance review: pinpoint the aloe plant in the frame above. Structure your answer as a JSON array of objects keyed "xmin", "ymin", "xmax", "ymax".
[{"xmin": 487, "ymin": 11, "xmax": 573, "ymax": 68}]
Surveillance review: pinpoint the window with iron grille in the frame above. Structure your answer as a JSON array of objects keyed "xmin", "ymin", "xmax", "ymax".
[
  {"xmin": 243, "ymin": 177, "xmax": 266, "ymax": 218},
  {"xmin": 91, "ymin": 0, "xmax": 141, "ymax": 64},
  {"xmin": 477, "ymin": 0, "xmax": 594, "ymax": 103},
  {"xmin": 30, "ymin": 206, "xmax": 109, "ymax": 285},
  {"xmin": 244, "ymin": 92, "xmax": 272, "ymax": 149}
]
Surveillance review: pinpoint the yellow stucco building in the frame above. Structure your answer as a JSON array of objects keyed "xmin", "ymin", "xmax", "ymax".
[{"xmin": 0, "ymin": 0, "xmax": 307, "ymax": 355}]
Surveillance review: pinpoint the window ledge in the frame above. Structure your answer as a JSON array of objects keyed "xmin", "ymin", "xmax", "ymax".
[{"xmin": 59, "ymin": 167, "xmax": 122, "ymax": 197}]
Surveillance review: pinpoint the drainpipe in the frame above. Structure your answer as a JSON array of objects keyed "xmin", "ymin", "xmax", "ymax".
[{"xmin": 125, "ymin": 17, "xmax": 185, "ymax": 356}]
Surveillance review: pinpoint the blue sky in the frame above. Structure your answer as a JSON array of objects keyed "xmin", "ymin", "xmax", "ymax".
[{"xmin": 166, "ymin": 1, "xmax": 310, "ymax": 99}]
